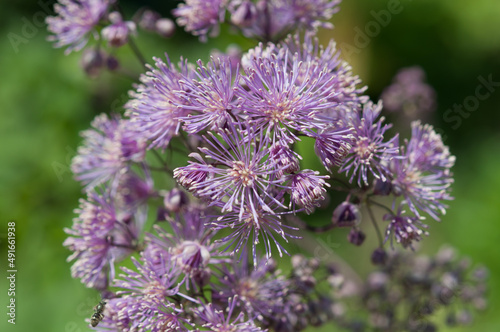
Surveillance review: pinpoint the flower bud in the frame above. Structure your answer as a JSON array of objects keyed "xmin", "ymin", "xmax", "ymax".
[
  {"xmin": 80, "ymin": 48, "xmax": 105, "ymax": 78},
  {"xmin": 155, "ymin": 18, "xmax": 176, "ymax": 38},
  {"xmin": 371, "ymin": 248, "xmax": 388, "ymax": 266},
  {"xmin": 332, "ymin": 202, "xmax": 361, "ymax": 228},
  {"xmin": 348, "ymin": 228, "xmax": 366, "ymax": 246},
  {"xmin": 163, "ymin": 188, "xmax": 189, "ymax": 213},
  {"xmin": 230, "ymin": 1, "xmax": 257, "ymax": 28}
]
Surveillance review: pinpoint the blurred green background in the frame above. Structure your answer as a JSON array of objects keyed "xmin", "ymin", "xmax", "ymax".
[{"xmin": 1, "ymin": 0, "xmax": 499, "ymax": 331}]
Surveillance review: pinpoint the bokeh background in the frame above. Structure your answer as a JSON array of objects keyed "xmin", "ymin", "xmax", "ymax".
[{"xmin": 1, "ymin": 0, "xmax": 499, "ymax": 331}]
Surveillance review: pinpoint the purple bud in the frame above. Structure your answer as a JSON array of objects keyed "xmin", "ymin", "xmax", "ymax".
[
  {"xmin": 348, "ymin": 228, "xmax": 366, "ymax": 246},
  {"xmin": 106, "ymin": 55, "xmax": 120, "ymax": 71},
  {"xmin": 332, "ymin": 202, "xmax": 361, "ymax": 228},
  {"xmin": 371, "ymin": 248, "xmax": 388, "ymax": 266},
  {"xmin": 80, "ymin": 47, "xmax": 105, "ymax": 78},
  {"xmin": 136, "ymin": 9, "xmax": 161, "ymax": 31},
  {"xmin": 162, "ymin": 188, "xmax": 189, "ymax": 213},
  {"xmin": 373, "ymin": 179, "xmax": 392, "ymax": 196},
  {"xmin": 230, "ymin": 1, "xmax": 257, "ymax": 28},
  {"xmin": 155, "ymin": 18, "xmax": 176, "ymax": 38}
]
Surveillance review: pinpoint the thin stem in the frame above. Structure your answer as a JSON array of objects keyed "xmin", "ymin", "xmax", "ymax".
[
  {"xmin": 128, "ymin": 36, "xmax": 148, "ymax": 70},
  {"xmin": 365, "ymin": 200, "xmax": 384, "ymax": 248},
  {"xmin": 367, "ymin": 198, "xmax": 394, "ymax": 216}
]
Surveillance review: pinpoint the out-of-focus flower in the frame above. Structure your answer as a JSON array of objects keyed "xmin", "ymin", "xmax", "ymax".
[
  {"xmin": 101, "ymin": 12, "xmax": 136, "ymax": 48},
  {"xmin": 46, "ymin": 0, "xmax": 112, "ymax": 54},
  {"xmin": 173, "ymin": 0, "xmax": 227, "ymax": 41},
  {"xmin": 332, "ymin": 201, "xmax": 361, "ymax": 228},
  {"xmin": 381, "ymin": 66, "xmax": 436, "ymax": 118},
  {"xmin": 71, "ymin": 114, "xmax": 146, "ymax": 190},
  {"xmin": 64, "ymin": 189, "xmax": 140, "ymax": 289},
  {"xmin": 214, "ymin": 254, "xmax": 290, "ymax": 321},
  {"xmin": 194, "ymin": 296, "xmax": 264, "ymax": 331}
]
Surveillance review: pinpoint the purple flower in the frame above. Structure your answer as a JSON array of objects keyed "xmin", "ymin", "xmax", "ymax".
[
  {"xmin": 288, "ymin": 170, "xmax": 330, "ymax": 214},
  {"xmin": 339, "ymin": 101, "xmax": 400, "ymax": 186},
  {"xmin": 235, "ymin": 0, "xmax": 340, "ymax": 41},
  {"xmin": 212, "ymin": 200, "xmax": 299, "ymax": 265},
  {"xmin": 64, "ymin": 189, "xmax": 140, "ymax": 289},
  {"xmin": 390, "ymin": 121, "xmax": 455, "ymax": 220},
  {"xmin": 173, "ymin": 0, "xmax": 227, "ymax": 41},
  {"xmin": 90, "ymin": 297, "xmax": 134, "ymax": 331},
  {"xmin": 71, "ymin": 114, "xmax": 146, "ymax": 190},
  {"xmin": 46, "ymin": 0, "xmax": 111, "ymax": 54},
  {"xmin": 238, "ymin": 48, "xmax": 338, "ymax": 144},
  {"xmin": 174, "ymin": 124, "xmax": 286, "ymax": 218},
  {"xmin": 281, "ymin": 34, "xmax": 368, "ymax": 117},
  {"xmin": 114, "ymin": 252, "xmax": 187, "ymax": 302},
  {"xmin": 101, "ymin": 12, "xmax": 137, "ymax": 48},
  {"xmin": 269, "ymin": 142, "xmax": 301, "ymax": 177},
  {"xmin": 214, "ymin": 253, "xmax": 290, "ymax": 321},
  {"xmin": 384, "ymin": 205, "xmax": 429, "ymax": 249},
  {"xmin": 177, "ymin": 57, "xmax": 243, "ymax": 134},
  {"xmin": 290, "ymin": 0, "xmax": 341, "ymax": 31},
  {"xmin": 195, "ymin": 296, "xmax": 264, "ymax": 331},
  {"xmin": 149, "ymin": 207, "xmax": 225, "ymax": 289},
  {"xmin": 310, "ymin": 124, "xmax": 353, "ymax": 171},
  {"xmin": 125, "ymin": 56, "xmax": 193, "ymax": 150}
]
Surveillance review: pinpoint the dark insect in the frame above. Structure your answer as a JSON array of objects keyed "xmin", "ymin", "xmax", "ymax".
[{"xmin": 90, "ymin": 300, "xmax": 106, "ymax": 327}]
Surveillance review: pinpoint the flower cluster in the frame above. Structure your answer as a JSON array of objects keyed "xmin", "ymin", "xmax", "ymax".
[{"xmin": 47, "ymin": 0, "xmax": 488, "ymax": 331}]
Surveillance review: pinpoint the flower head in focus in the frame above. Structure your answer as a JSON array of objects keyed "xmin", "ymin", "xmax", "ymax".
[
  {"xmin": 390, "ymin": 121, "xmax": 455, "ymax": 220},
  {"xmin": 340, "ymin": 101, "xmax": 400, "ymax": 186}
]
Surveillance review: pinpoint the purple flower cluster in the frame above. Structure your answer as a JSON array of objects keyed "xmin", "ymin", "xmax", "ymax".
[{"xmin": 47, "ymin": 1, "xmax": 484, "ymax": 331}]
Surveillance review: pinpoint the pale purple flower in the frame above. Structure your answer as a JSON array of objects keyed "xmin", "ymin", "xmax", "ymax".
[
  {"xmin": 174, "ymin": 124, "xmax": 286, "ymax": 219},
  {"xmin": 212, "ymin": 200, "xmax": 299, "ymax": 264},
  {"xmin": 235, "ymin": 0, "xmax": 340, "ymax": 41},
  {"xmin": 114, "ymin": 252, "xmax": 187, "ymax": 302},
  {"xmin": 214, "ymin": 254, "xmax": 290, "ymax": 321},
  {"xmin": 195, "ymin": 296, "xmax": 264, "ymax": 332},
  {"xmin": 384, "ymin": 205, "xmax": 429, "ymax": 249},
  {"xmin": 125, "ymin": 56, "xmax": 193, "ymax": 150},
  {"xmin": 46, "ymin": 0, "xmax": 111, "ymax": 54},
  {"xmin": 90, "ymin": 297, "xmax": 134, "ymax": 331},
  {"xmin": 71, "ymin": 114, "xmax": 146, "ymax": 190},
  {"xmin": 269, "ymin": 142, "xmax": 301, "ymax": 177},
  {"xmin": 149, "ymin": 207, "xmax": 225, "ymax": 289},
  {"xmin": 177, "ymin": 57, "xmax": 243, "ymax": 134},
  {"xmin": 339, "ymin": 101, "xmax": 400, "ymax": 186},
  {"xmin": 238, "ymin": 49, "xmax": 338, "ymax": 144},
  {"xmin": 281, "ymin": 33, "xmax": 368, "ymax": 117},
  {"xmin": 390, "ymin": 121, "xmax": 455, "ymax": 220},
  {"xmin": 310, "ymin": 124, "xmax": 353, "ymax": 171},
  {"xmin": 101, "ymin": 12, "xmax": 137, "ymax": 48},
  {"xmin": 288, "ymin": 170, "xmax": 330, "ymax": 214},
  {"xmin": 64, "ymin": 189, "xmax": 140, "ymax": 289},
  {"xmin": 173, "ymin": 0, "xmax": 227, "ymax": 41}
]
